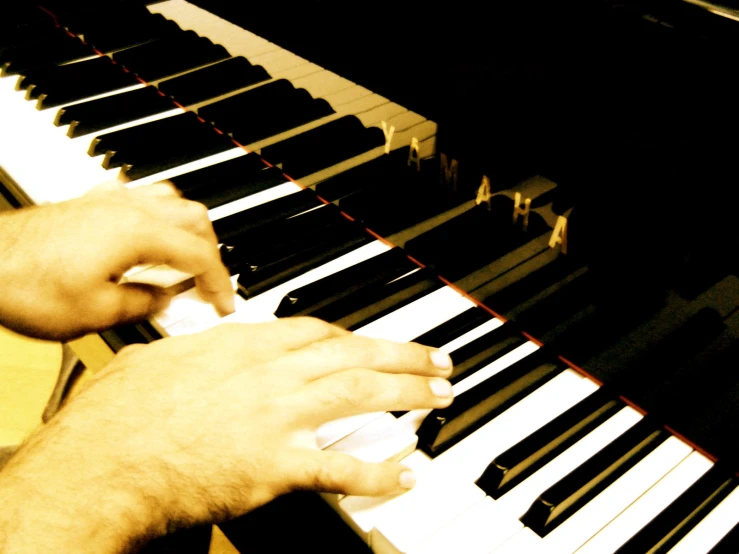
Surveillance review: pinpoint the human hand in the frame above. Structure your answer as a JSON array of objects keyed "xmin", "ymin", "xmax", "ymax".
[
  {"xmin": 0, "ymin": 183, "xmax": 233, "ymax": 340},
  {"xmin": 0, "ymin": 318, "xmax": 454, "ymax": 553}
]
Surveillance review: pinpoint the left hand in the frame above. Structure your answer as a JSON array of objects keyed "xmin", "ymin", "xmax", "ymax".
[{"xmin": 0, "ymin": 183, "xmax": 234, "ymax": 340}]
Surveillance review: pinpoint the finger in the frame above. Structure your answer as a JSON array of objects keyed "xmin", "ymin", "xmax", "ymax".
[
  {"xmin": 215, "ymin": 317, "xmax": 349, "ymax": 357},
  {"xmin": 282, "ymin": 449, "xmax": 417, "ymax": 496},
  {"xmin": 126, "ymin": 225, "xmax": 234, "ymax": 315},
  {"xmin": 273, "ymin": 334, "xmax": 453, "ymax": 382},
  {"xmin": 286, "ymin": 369, "xmax": 453, "ymax": 424},
  {"xmin": 136, "ymin": 196, "xmax": 216, "ymax": 246},
  {"xmin": 90, "ymin": 283, "xmax": 172, "ymax": 329}
]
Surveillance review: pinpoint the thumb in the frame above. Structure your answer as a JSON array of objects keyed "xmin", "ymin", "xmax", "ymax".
[
  {"xmin": 93, "ymin": 283, "xmax": 173, "ymax": 328},
  {"xmin": 284, "ymin": 450, "xmax": 416, "ymax": 497}
]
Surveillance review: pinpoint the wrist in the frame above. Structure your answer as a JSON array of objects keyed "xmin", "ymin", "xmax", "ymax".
[{"xmin": 0, "ymin": 416, "xmax": 166, "ymax": 553}]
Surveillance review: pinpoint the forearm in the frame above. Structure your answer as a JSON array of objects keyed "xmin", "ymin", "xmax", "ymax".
[{"xmin": 0, "ymin": 418, "xmax": 162, "ymax": 553}]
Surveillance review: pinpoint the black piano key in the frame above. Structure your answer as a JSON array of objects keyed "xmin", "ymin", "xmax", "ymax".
[
  {"xmin": 194, "ymin": 168, "xmax": 286, "ymax": 210},
  {"xmin": 1, "ymin": 30, "xmax": 94, "ymax": 75},
  {"xmin": 118, "ymin": 128, "xmax": 235, "ymax": 180},
  {"xmin": 157, "ymin": 57, "xmax": 270, "ymax": 106},
  {"xmin": 198, "ymin": 79, "xmax": 296, "ymax": 128},
  {"xmin": 411, "ymin": 307, "xmax": 495, "ymax": 348},
  {"xmin": 171, "ymin": 153, "xmax": 266, "ymax": 193},
  {"xmin": 299, "ymin": 264, "xmax": 435, "ymax": 325},
  {"xmin": 476, "ymin": 388, "xmax": 622, "ymax": 498},
  {"xmin": 170, "ymin": 154, "xmax": 285, "ymax": 209},
  {"xmin": 615, "ymin": 468, "xmax": 737, "ymax": 554},
  {"xmin": 707, "ymin": 522, "xmax": 739, "ymax": 554},
  {"xmin": 314, "ymin": 152, "xmax": 396, "ymax": 203},
  {"xmin": 274, "ymin": 248, "xmax": 417, "ymax": 318},
  {"xmin": 448, "ymin": 323, "xmax": 526, "ymax": 384},
  {"xmin": 231, "ymin": 92, "xmax": 334, "ymax": 146},
  {"xmin": 20, "ymin": 56, "xmax": 139, "ymax": 109},
  {"xmin": 238, "ymin": 230, "xmax": 373, "ymax": 300},
  {"xmin": 112, "ymin": 31, "xmax": 230, "ymax": 82},
  {"xmin": 57, "ymin": 86, "xmax": 174, "ymax": 137},
  {"xmin": 520, "ymin": 418, "xmax": 668, "ymax": 537},
  {"xmin": 199, "ymin": 79, "xmax": 333, "ymax": 145},
  {"xmin": 89, "ymin": 112, "xmax": 200, "ymax": 157},
  {"xmin": 212, "ymin": 189, "xmax": 321, "ymax": 243},
  {"xmin": 338, "ymin": 271, "xmax": 443, "ymax": 331},
  {"xmin": 260, "ymin": 115, "xmax": 385, "ymax": 180},
  {"xmin": 418, "ymin": 351, "xmax": 565, "ymax": 457}
]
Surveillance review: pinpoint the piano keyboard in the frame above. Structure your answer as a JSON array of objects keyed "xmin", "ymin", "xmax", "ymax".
[{"xmin": 2, "ymin": 2, "xmax": 738, "ymax": 553}]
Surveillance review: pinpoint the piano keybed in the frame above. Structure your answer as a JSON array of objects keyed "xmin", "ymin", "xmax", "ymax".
[{"xmin": 1, "ymin": 1, "xmax": 739, "ymax": 553}]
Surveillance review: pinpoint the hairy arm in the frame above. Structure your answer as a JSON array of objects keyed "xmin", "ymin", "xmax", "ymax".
[{"xmin": 0, "ymin": 319, "xmax": 454, "ymax": 553}]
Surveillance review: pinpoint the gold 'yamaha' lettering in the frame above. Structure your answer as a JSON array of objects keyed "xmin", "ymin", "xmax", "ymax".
[
  {"xmin": 381, "ymin": 121, "xmax": 395, "ymax": 154},
  {"xmin": 549, "ymin": 215, "xmax": 568, "ymax": 254},
  {"xmin": 407, "ymin": 138, "xmax": 421, "ymax": 171},
  {"xmin": 512, "ymin": 192, "xmax": 532, "ymax": 231},
  {"xmin": 475, "ymin": 175, "xmax": 492, "ymax": 210},
  {"xmin": 439, "ymin": 153, "xmax": 459, "ymax": 191}
]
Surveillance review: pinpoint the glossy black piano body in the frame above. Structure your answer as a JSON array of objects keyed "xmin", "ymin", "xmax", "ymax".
[{"xmin": 1, "ymin": 1, "xmax": 739, "ymax": 552}]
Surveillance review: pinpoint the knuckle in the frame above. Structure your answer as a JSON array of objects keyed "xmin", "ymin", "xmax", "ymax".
[
  {"xmin": 324, "ymin": 369, "xmax": 376, "ymax": 409},
  {"xmin": 290, "ymin": 316, "xmax": 337, "ymax": 339},
  {"xmin": 184, "ymin": 199, "xmax": 209, "ymax": 221}
]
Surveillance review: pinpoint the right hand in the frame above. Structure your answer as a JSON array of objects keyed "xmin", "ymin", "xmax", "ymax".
[{"xmin": 0, "ymin": 318, "xmax": 454, "ymax": 552}]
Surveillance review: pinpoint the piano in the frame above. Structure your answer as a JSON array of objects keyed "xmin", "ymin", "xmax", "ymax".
[{"xmin": 1, "ymin": 0, "xmax": 739, "ymax": 552}]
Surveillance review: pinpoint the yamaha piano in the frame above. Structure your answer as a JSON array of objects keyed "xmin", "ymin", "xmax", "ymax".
[{"xmin": 1, "ymin": 1, "xmax": 739, "ymax": 552}]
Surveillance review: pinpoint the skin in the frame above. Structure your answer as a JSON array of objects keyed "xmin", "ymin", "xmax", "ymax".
[
  {"xmin": 0, "ymin": 185, "xmax": 454, "ymax": 553},
  {"xmin": 0, "ymin": 182, "xmax": 234, "ymax": 341}
]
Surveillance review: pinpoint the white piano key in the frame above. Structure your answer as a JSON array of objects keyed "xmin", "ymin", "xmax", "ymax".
[
  {"xmin": 353, "ymin": 288, "xmax": 477, "ymax": 343},
  {"xmin": 291, "ymin": 70, "xmax": 356, "ymax": 99},
  {"xmin": 452, "ymin": 341, "xmax": 540, "ymax": 396},
  {"xmin": 493, "ymin": 528, "xmax": 543, "ymax": 554},
  {"xmin": 150, "ymin": 1, "xmax": 282, "ymax": 59},
  {"xmin": 432, "ymin": 371, "xmax": 599, "ymax": 484},
  {"xmin": 324, "ymin": 85, "xmax": 374, "ymax": 107},
  {"xmin": 332, "ymin": 450, "xmax": 434, "ymax": 541},
  {"xmin": 127, "ymin": 147, "xmax": 249, "ymax": 188},
  {"xmin": 409, "ymin": 497, "xmax": 522, "ymax": 554},
  {"xmin": 324, "ymin": 412, "xmax": 418, "ymax": 463},
  {"xmin": 493, "ymin": 406, "xmax": 643, "ymax": 522},
  {"xmin": 539, "ymin": 436, "xmax": 694, "ymax": 554},
  {"xmin": 315, "ymin": 412, "xmax": 389, "ymax": 450},
  {"xmin": 206, "ymin": 181, "xmax": 300, "ymax": 222},
  {"xmin": 575, "ymin": 450, "xmax": 713, "ymax": 554},
  {"xmin": 247, "ymin": 49, "xmax": 308, "ymax": 75},
  {"xmin": 437, "ymin": 317, "xmax": 506, "ymax": 354},
  {"xmin": 369, "ymin": 478, "xmax": 486, "ymax": 554},
  {"xmin": 666, "ymin": 481, "xmax": 739, "ymax": 554}
]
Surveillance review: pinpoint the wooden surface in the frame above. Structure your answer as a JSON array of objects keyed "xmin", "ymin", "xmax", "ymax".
[{"xmin": 0, "ymin": 326, "xmax": 60, "ymax": 448}]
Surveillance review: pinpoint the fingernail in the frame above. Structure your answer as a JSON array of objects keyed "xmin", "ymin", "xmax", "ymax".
[
  {"xmin": 429, "ymin": 378, "xmax": 453, "ymax": 398},
  {"xmin": 217, "ymin": 292, "xmax": 236, "ymax": 317},
  {"xmin": 430, "ymin": 350, "xmax": 452, "ymax": 372},
  {"xmin": 399, "ymin": 470, "xmax": 416, "ymax": 489}
]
